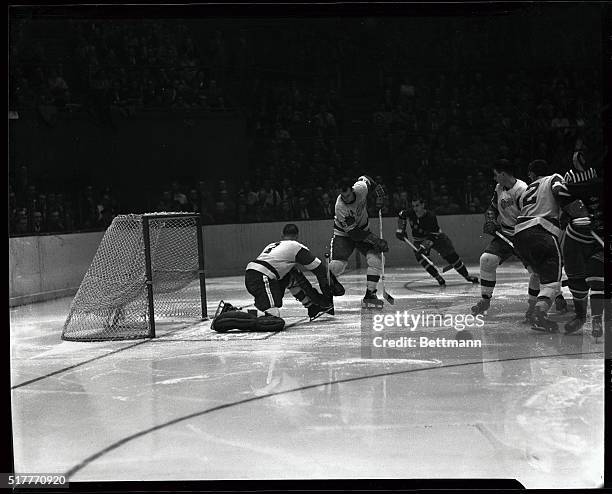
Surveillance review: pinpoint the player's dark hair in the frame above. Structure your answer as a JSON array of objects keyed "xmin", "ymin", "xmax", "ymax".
[
  {"xmin": 493, "ymin": 158, "xmax": 514, "ymax": 176},
  {"xmin": 339, "ymin": 180, "xmax": 353, "ymax": 193},
  {"xmin": 412, "ymin": 197, "xmax": 425, "ymax": 205},
  {"xmin": 282, "ymin": 223, "xmax": 299, "ymax": 236},
  {"xmin": 528, "ymin": 159, "xmax": 549, "ymax": 177}
]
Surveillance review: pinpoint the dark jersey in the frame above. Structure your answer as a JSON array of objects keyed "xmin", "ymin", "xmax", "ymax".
[
  {"xmin": 399, "ymin": 210, "xmax": 441, "ymax": 241},
  {"xmin": 563, "ymin": 168, "xmax": 602, "ymax": 244}
]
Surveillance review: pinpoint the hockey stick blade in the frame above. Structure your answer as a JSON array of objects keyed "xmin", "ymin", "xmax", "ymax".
[{"xmin": 382, "ymin": 289, "xmax": 395, "ymax": 305}]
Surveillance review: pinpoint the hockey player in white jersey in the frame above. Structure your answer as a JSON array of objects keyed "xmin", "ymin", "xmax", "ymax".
[
  {"xmin": 329, "ymin": 175, "xmax": 388, "ymax": 308},
  {"xmin": 245, "ymin": 223, "xmax": 333, "ymax": 320},
  {"xmin": 212, "ymin": 224, "xmax": 333, "ymax": 332},
  {"xmin": 471, "ymin": 159, "xmax": 530, "ymax": 316},
  {"xmin": 514, "ymin": 159, "xmax": 591, "ymax": 332}
]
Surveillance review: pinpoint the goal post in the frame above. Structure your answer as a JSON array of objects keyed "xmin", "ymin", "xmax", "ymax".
[{"xmin": 62, "ymin": 212, "xmax": 208, "ymax": 342}]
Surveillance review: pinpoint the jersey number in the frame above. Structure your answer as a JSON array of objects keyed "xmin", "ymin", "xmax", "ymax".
[
  {"xmin": 521, "ymin": 183, "xmax": 540, "ymax": 207},
  {"xmin": 263, "ymin": 242, "xmax": 281, "ymax": 254}
]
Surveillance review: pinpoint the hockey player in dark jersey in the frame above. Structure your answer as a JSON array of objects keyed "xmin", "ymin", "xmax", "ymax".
[
  {"xmin": 245, "ymin": 223, "xmax": 333, "ymax": 321},
  {"xmin": 560, "ymin": 151, "xmax": 604, "ymax": 338},
  {"xmin": 514, "ymin": 159, "xmax": 593, "ymax": 333},
  {"xmin": 330, "ymin": 175, "xmax": 388, "ymax": 308},
  {"xmin": 395, "ymin": 197, "xmax": 478, "ymax": 285}
]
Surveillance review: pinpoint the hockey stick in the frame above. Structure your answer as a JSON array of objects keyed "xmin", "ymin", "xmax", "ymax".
[
  {"xmin": 401, "ymin": 237, "xmax": 453, "ymax": 273},
  {"xmin": 591, "ymin": 230, "xmax": 604, "ymax": 248},
  {"xmin": 378, "ymin": 210, "xmax": 395, "ymax": 305}
]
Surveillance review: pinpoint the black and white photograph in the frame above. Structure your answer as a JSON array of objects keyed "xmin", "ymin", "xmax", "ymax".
[{"xmin": 8, "ymin": 2, "xmax": 611, "ymax": 490}]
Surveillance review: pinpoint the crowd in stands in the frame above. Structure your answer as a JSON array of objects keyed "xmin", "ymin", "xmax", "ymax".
[
  {"xmin": 9, "ymin": 17, "xmax": 603, "ymax": 235},
  {"xmin": 9, "ymin": 165, "xmax": 120, "ymax": 235}
]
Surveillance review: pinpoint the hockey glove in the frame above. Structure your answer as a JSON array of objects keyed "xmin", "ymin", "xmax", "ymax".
[
  {"xmin": 395, "ymin": 229, "xmax": 408, "ymax": 241},
  {"xmin": 483, "ymin": 208, "xmax": 500, "ymax": 235},
  {"xmin": 364, "ymin": 232, "xmax": 389, "ymax": 253},
  {"xmin": 564, "ymin": 199, "xmax": 591, "ymax": 231}
]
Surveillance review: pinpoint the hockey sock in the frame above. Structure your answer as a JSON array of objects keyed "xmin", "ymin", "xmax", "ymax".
[
  {"xmin": 590, "ymin": 292, "xmax": 604, "ymax": 317},
  {"xmin": 587, "ymin": 276, "xmax": 605, "ymax": 317},
  {"xmin": 528, "ymin": 273, "xmax": 540, "ymax": 306},
  {"xmin": 568, "ymin": 278, "xmax": 589, "ymax": 318},
  {"xmin": 453, "ymin": 260, "xmax": 470, "ymax": 278},
  {"xmin": 366, "ymin": 274, "xmax": 380, "ymax": 292}
]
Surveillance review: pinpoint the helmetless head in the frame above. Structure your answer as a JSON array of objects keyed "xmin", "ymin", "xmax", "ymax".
[
  {"xmin": 411, "ymin": 198, "xmax": 426, "ymax": 217},
  {"xmin": 492, "ymin": 159, "xmax": 517, "ymax": 189},
  {"xmin": 281, "ymin": 223, "xmax": 299, "ymax": 241}
]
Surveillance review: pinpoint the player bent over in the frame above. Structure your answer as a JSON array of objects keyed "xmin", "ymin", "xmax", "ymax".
[
  {"xmin": 329, "ymin": 175, "xmax": 388, "ymax": 309},
  {"xmin": 561, "ymin": 151, "xmax": 604, "ymax": 338},
  {"xmin": 212, "ymin": 224, "xmax": 332, "ymax": 332},
  {"xmin": 514, "ymin": 159, "xmax": 590, "ymax": 333},
  {"xmin": 395, "ymin": 197, "xmax": 478, "ymax": 286}
]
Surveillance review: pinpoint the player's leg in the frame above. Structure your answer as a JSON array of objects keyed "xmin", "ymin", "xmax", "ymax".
[
  {"xmin": 515, "ymin": 228, "xmax": 561, "ymax": 332},
  {"xmin": 329, "ymin": 235, "xmax": 352, "ymax": 288},
  {"xmin": 285, "ymin": 268, "xmax": 333, "ymax": 319},
  {"xmin": 562, "ymin": 235, "xmax": 589, "ymax": 334},
  {"xmin": 435, "ymin": 233, "xmax": 478, "ymax": 283},
  {"xmin": 413, "ymin": 240, "xmax": 445, "ymax": 285},
  {"xmin": 244, "ymin": 269, "xmax": 284, "ymax": 317},
  {"xmin": 471, "ymin": 236, "xmax": 514, "ymax": 316},
  {"xmin": 554, "ymin": 230, "xmax": 568, "ymax": 314},
  {"xmin": 355, "ymin": 242, "xmax": 384, "ymax": 307},
  {"xmin": 586, "ymin": 250, "xmax": 604, "ymax": 339},
  {"xmin": 524, "ymin": 268, "xmax": 541, "ymax": 324}
]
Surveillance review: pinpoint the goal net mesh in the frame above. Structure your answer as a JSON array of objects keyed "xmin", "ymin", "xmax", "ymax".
[{"xmin": 62, "ymin": 213, "xmax": 204, "ymax": 341}]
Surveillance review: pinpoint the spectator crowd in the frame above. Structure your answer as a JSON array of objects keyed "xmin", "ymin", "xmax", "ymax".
[{"xmin": 9, "ymin": 16, "xmax": 603, "ymax": 235}]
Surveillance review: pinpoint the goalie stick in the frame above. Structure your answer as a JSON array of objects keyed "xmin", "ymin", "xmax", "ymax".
[
  {"xmin": 401, "ymin": 237, "xmax": 454, "ymax": 273},
  {"xmin": 378, "ymin": 209, "xmax": 395, "ymax": 305}
]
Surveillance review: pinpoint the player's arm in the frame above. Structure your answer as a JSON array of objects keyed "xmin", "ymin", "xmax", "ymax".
[
  {"xmin": 357, "ymin": 175, "xmax": 386, "ymax": 208},
  {"xmin": 295, "ymin": 247, "xmax": 331, "ymax": 295},
  {"xmin": 552, "ymin": 175, "xmax": 594, "ymax": 229},
  {"xmin": 395, "ymin": 210, "xmax": 409, "ymax": 240}
]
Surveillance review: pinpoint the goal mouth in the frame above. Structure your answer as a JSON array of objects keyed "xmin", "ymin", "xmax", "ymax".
[{"xmin": 62, "ymin": 213, "xmax": 208, "ymax": 342}]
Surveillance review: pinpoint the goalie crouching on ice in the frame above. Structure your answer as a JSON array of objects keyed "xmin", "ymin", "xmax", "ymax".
[{"xmin": 212, "ymin": 224, "xmax": 333, "ymax": 332}]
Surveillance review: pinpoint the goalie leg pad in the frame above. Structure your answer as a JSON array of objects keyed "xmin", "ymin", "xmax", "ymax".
[
  {"xmin": 255, "ymin": 314, "xmax": 286, "ymax": 332},
  {"xmin": 211, "ymin": 310, "xmax": 257, "ymax": 333}
]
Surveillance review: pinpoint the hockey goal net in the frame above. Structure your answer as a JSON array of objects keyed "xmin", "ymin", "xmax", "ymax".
[{"xmin": 62, "ymin": 212, "xmax": 207, "ymax": 341}]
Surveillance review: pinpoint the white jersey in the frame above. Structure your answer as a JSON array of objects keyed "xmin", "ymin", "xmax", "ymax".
[
  {"xmin": 246, "ymin": 240, "xmax": 321, "ymax": 280},
  {"xmin": 491, "ymin": 179, "xmax": 527, "ymax": 237},
  {"xmin": 515, "ymin": 174, "xmax": 564, "ymax": 238},
  {"xmin": 333, "ymin": 179, "xmax": 370, "ymax": 237}
]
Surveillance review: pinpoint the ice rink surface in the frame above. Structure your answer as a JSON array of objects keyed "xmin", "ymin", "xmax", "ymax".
[{"xmin": 10, "ymin": 263, "xmax": 604, "ymax": 488}]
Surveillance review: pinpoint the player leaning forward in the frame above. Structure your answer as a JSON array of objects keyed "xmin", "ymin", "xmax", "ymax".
[
  {"xmin": 514, "ymin": 159, "xmax": 592, "ymax": 332},
  {"xmin": 212, "ymin": 224, "xmax": 332, "ymax": 332},
  {"xmin": 329, "ymin": 175, "xmax": 388, "ymax": 308}
]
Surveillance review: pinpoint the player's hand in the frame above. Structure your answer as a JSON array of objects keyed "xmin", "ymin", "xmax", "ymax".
[
  {"xmin": 422, "ymin": 239, "xmax": 434, "ymax": 250},
  {"xmin": 373, "ymin": 238, "xmax": 389, "ymax": 253},
  {"xmin": 483, "ymin": 220, "xmax": 500, "ymax": 235},
  {"xmin": 395, "ymin": 229, "xmax": 407, "ymax": 241}
]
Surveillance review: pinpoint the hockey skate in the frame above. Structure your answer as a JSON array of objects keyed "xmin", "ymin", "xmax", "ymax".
[
  {"xmin": 471, "ymin": 297, "xmax": 490, "ymax": 316},
  {"xmin": 555, "ymin": 294, "xmax": 568, "ymax": 314},
  {"xmin": 522, "ymin": 304, "xmax": 536, "ymax": 325},
  {"xmin": 465, "ymin": 275, "xmax": 479, "ymax": 284},
  {"xmin": 362, "ymin": 289, "xmax": 384, "ymax": 309},
  {"xmin": 308, "ymin": 302, "xmax": 334, "ymax": 321},
  {"xmin": 564, "ymin": 315, "xmax": 586, "ymax": 334},
  {"xmin": 531, "ymin": 307, "xmax": 558, "ymax": 333},
  {"xmin": 591, "ymin": 316, "xmax": 603, "ymax": 340}
]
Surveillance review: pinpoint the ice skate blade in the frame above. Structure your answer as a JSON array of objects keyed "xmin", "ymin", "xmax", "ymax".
[{"xmin": 361, "ymin": 301, "xmax": 384, "ymax": 310}]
